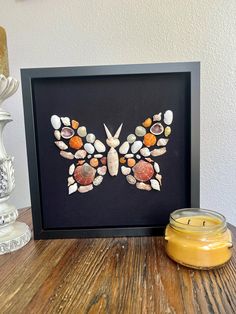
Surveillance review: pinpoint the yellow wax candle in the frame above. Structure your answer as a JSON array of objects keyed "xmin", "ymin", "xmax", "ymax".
[
  {"xmin": 0, "ymin": 26, "xmax": 9, "ymax": 77},
  {"xmin": 165, "ymin": 209, "xmax": 233, "ymax": 269}
]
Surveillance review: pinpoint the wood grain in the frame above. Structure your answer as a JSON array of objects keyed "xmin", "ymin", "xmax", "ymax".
[{"xmin": 0, "ymin": 208, "xmax": 235, "ymax": 314}]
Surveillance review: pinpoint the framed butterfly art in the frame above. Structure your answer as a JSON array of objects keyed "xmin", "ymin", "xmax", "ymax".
[{"xmin": 22, "ymin": 62, "xmax": 200, "ymax": 239}]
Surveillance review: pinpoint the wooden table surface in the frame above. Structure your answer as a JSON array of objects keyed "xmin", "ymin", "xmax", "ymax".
[{"xmin": 0, "ymin": 208, "xmax": 235, "ymax": 314}]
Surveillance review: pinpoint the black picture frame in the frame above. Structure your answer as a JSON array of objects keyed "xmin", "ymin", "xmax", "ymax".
[{"xmin": 21, "ymin": 62, "xmax": 200, "ymax": 239}]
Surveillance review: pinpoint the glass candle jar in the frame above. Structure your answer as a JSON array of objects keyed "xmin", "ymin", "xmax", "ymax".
[{"xmin": 165, "ymin": 208, "xmax": 233, "ymax": 269}]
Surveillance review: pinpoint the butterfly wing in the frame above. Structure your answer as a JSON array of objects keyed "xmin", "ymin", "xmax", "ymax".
[
  {"xmin": 119, "ymin": 110, "xmax": 173, "ymax": 191},
  {"xmin": 51, "ymin": 115, "xmax": 107, "ymax": 194}
]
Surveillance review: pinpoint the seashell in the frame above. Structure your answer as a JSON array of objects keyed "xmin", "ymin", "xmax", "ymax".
[
  {"xmin": 143, "ymin": 133, "xmax": 156, "ymax": 147},
  {"xmin": 155, "ymin": 173, "xmax": 162, "ymax": 185},
  {"xmin": 157, "ymin": 138, "xmax": 169, "ymax": 146},
  {"xmin": 84, "ymin": 143, "xmax": 95, "ymax": 154},
  {"xmin": 153, "ymin": 113, "xmax": 162, "ymax": 121},
  {"xmin": 150, "ymin": 123, "xmax": 164, "ymax": 136},
  {"xmin": 86, "ymin": 133, "xmax": 96, "ymax": 144},
  {"xmin": 101, "ymin": 157, "xmax": 107, "ymax": 165},
  {"xmin": 136, "ymin": 182, "xmax": 151, "ymax": 191},
  {"xmin": 150, "ymin": 179, "xmax": 161, "ymax": 191},
  {"xmin": 55, "ymin": 141, "xmax": 68, "ymax": 150},
  {"xmin": 127, "ymin": 134, "xmax": 136, "ymax": 144},
  {"xmin": 125, "ymin": 154, "xmax": 134, "ymax": 159},
  {"xmin": 165, "ymin": 126, "xmax": 171, "ymax": 137},
  {"xmin": 135, "ymin": 126, "xmax": 146, "ymax": 137},
  {"xmin": 54, "ymin": 130, "xmax": 61, "ymax": 140},
  {"xmin": 107, "ymin": 148, "xmax": 119, "ymax": 176},
  {"xmin": 93, "ymin": 175, "xmax": 103, "ymax": 186},
  {"xmin": 61, "ymin": 127, "xmax": 75, "ymax": 139},
  {"xmin": 97, "ymin": 166, "xmax": 107, "ymax": 176},
  {"xmin": 68, "ymin": 182, "xmax": 78, "ymax": 194},
  {"xmin": 78, "ymin": 184, "xmax": 93, "ymax": 193},
  {"xmin": 78, "ymin": 160, "xmax": 85, "ymax": 165},
  {"xmin": 77, "ymin": 126, "xmax": 87, "ymax": 137},
  {"xmin": 131, "ymin": 141, "xmax": 143, "ymax": 154},
  {"xmin": 151, "ymin": 147, "xmax": 167, "ymax": 157},
  {"xmin": 69, "ymin": 136, "xmax": 83, "ymax": 150},
  {"xmin": 69, "ymin": 164, "xmax": 75, "ymax": 175},
  {"xmin": 119, "ymin": 141, "xmax": 130, "ymax": 155},
  {"xmin": 145, "ymin": 157, "xmax": 154, "ymax": 163},
  {"xmin": 94, "ymin": 139, "xmax": 106, "ymax": 153},
  {"xmin": 72, "ymin": 120, "xmax": 79, "ymax": 129},
  {"xmin": 164, "ymin": 110, "xmax": 173, "ymax": 125},
  {"xmin": 61, "ymin": 117, "xmax": 70, "ymax": 126},
  {"xmin": 60, "ymin": 151, "xmax": 74, "ymax": 160},
  {"xmin": 121, "ymin": 166, "xmax": 131, "ymax": 176},
  {"xmin": 75, "ymin": 149, "xmax": 87, "ymax": 159},
  {"xmin": 74, "ymin": 163, "xmax": 96, "ymax": 185},
  {"xmin": 127, "ymin": 159, "xmax": 136, "ymax": 167},
  {"xmin": 51, "ymin": 115, "xmax": 61, "ymax": 129},
  {"xmin": 68, "ymin": 176, "xmax": 75, "ymax": 186},
  {"xmin": 120, "ymin": 157, "xmax": 126, "ymax": 164},
  {"xmin": 87, "ymin": 155, "xmax": 91, "ymax": 159},
  {"xmin": 154, "ymin": 162, "xmax": 160, "ymax": 173},
  {"xmin": 140, "ymin": 147, "xmax": 150, "ymax": 157},
  {"xmin": 136, "ymin": 154, "xmax": 141, "ymax": 159},
  {"xmin": 94, "ymin": 154, "xmax": 103, "ymax": 158},
  {"xmin": 142, "ymin": 118, "xmax": 152, "ymax": 128},
  {"xmin": 90, "ymin": 158, "xmax": 99, "ymax": 168},
  {"xmin": 126, "ymin": 175, "xmax": 136, "ymax": 185},
  {"xmin": 132, "ymin": 160, "xmax": 154, "ymax": 182}
]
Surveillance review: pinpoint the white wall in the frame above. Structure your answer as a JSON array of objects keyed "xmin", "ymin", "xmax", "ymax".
[{"xmin": 1, "ymin": 0, "xmax": 236, "ymax": 224}]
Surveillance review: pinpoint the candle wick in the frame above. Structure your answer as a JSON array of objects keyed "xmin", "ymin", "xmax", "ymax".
[
  {"xmin": 187, "ymin": 219, "xmax": 191, "ymax": 225},
  {"xmin": 203, "ymin": 221, "xmax": 206, "ymax": 226}
]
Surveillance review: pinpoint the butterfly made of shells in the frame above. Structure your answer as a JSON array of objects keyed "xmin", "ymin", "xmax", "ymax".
[{"xmin": 51, "ymin": 110, "xmax": 173, "ymax": 194}]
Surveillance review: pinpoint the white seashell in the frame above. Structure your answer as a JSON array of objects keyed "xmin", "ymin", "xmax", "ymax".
[
  {"xmin": 60, "ymin": 151, "xmax": 74, "ymax": 160},
  {"xmin": 164, "ymin": 110, "xmax": 173, "ymax": 125},
  {"xmin": 69, "ymin": 164, "xmax": 75, "ymax": 175},
  {"xmin": 121, "ymin": 166, "xmax": 131, "ymax": 175},
  {"xmin": 140, "ymin": 147, "xmax": 150, "ymax": 157},
  {"xmin": 150, "ymin": 123, "xmax": 164, "ymax": 135},
  {"xmin": 125, "ymin": 154, "xmax": 134, "ymax": 158},
  {"xmin": 84, "ymin": 143, "xmax": 95, "ymax": 154},
  {"xmin": 157, "ymin": 138, "xmax": 169, "ymax": 146},
  {"xmin": 93, "ymin": 176, "xmax": 103, "ymax": 186},
  {"xmin": 107, "ymin": 148, "xmax": 119, "ymax": 176},
  {"xmin": 68, "ymin": 176, "xmax": 75, "ymax": 186},
  {"xmin": 131, "ymin": 141, "xmax": 143, "ymax": 154},
  {"xmin": 153, "ymin": 113, "xmax": 162, "ymax": 121},
  {"xmin": 54, "ymin": 130, "xmax": 61, "ymax": 140},
  {"xmin": 135, "ymin": 126, "xmax": 146, "ymax": 137},
  {"xmin": 119, "ymin": 141, "xmax": 130, "ymax": 155},
  {"xmin": 55, "ymin": 141, "xmax": 68, "ymax": 150},
  {"xmin": 78, "ymin": 184, "xmax": 93, "ymax": 193},
  {"xmin": 94, "ymin": 154, "xmax": 103, "ymax": 158},
  {"xmin": 75, "ymin": 149, "xmax": 87, "ymax": 159},
  {"xmin": 61, "ymin": 127, "xmax": 74, "ymax": 139},
  {"xmin": 68, "ymin": 182, "xmax": 78, "ymax": 194},
  {"xmin": 127, "ymin": 134, "xmax": 136, "ymax": 144},
  {"xmin": 136, "ymin": 182, "xmax": 151, "ymax": 191},
  {"xmin": 136, "ymin": 154, "xmax": 141, "ymax": 159},
  {"xmin": 150, "ymin": 179, "xmax": 160, "ymax": 191},
  {"xmin": 87, "ymin": 155, "xmax": 91, "ymax": 159},
  {"xmin": 86, "ymin": 133, "xmax": 96, "ymax": 143},
  {"xmin": 126, "ymin": 175, "xmax": 136, "ymax": 185},
  {"xmin": 77, "ymin": 126, "xmax": 87, "ymax": 137},
  {"xmin": 94, "ymin": 139, "xmax": 106, "ymax": 153},
  {"xmin": 61, "ymin": 117, "xmax": 70, "ymax": 126},
  {"xmin": 154, "ymin": 162, "xmax": 160, "ymax": 173},
  {"xmin": 151, "ymin": 147, "xmax": 167, "ymax": 157},
  {"xmin": 51, "ymin": 115, "xmax": 61, "ymax": 129},
  {"xmin": 155, "ymin": 173, "xmax": 162, "ymax": 185},
  {"xmin": 97, "ymin": 166, "xmax": 107, "ymax": 176}
]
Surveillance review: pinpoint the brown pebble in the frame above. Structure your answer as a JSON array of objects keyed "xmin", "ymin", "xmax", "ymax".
[
  {"xmin": 90, "ymin": 158, "xmax": 99, "ymax": 167},
  {"xmin": 120, "ymin": 157, "xmax": 126, "ymax": 164},
  {"xmin": 101, "ymin": 157, "xmax": 107, "ymax": 165},
  {"xmin": 72, "ymin": 120, "xmax": 79, "ymax": 129}
]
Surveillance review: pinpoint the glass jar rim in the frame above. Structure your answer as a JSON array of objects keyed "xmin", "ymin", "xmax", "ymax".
[{"xmin": 170, "ymin": 208, "xmax": 227, "ymax": 233}]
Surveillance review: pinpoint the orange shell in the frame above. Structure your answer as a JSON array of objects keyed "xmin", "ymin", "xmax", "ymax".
[
  {"xmin": 143, "ymin": 133, "xmax": 156, "ymax": 147},
  {"xmin": 120, "ymin": 157, "xmax": 126, "ymax": 164},
  {"xmin": 69, "ymin": 136, "xmax": 83, "ymax": 150},
  {"xmin": 142, "ymin": 118, "xmax": 152, "ymax": 128},
  {"xmin": 127, "ymin": 158, "xmax": 136, "ymax": 167},
  {"xmin": 72, "ymin": 120, "xmax": 79, "ymax": 129},
  {"xmin": 133, "ymin": 160, "xmax": 154, "ymax": 182},
  {"xmin": 90, "ymin": 158, "xmax": 99, "ymax": 167},
  {"xmin": 101, "ymin": 157, "xmax": 107, "ymax": 165}
]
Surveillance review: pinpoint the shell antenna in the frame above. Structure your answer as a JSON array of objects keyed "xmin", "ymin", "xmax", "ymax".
[
  {"xmin": 103, "ymin": 123, "xmax": 112, "ymax": 139},
  {"xmin": 114, "ymin": 123, "xmax": 123, "ymax": 139}
]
